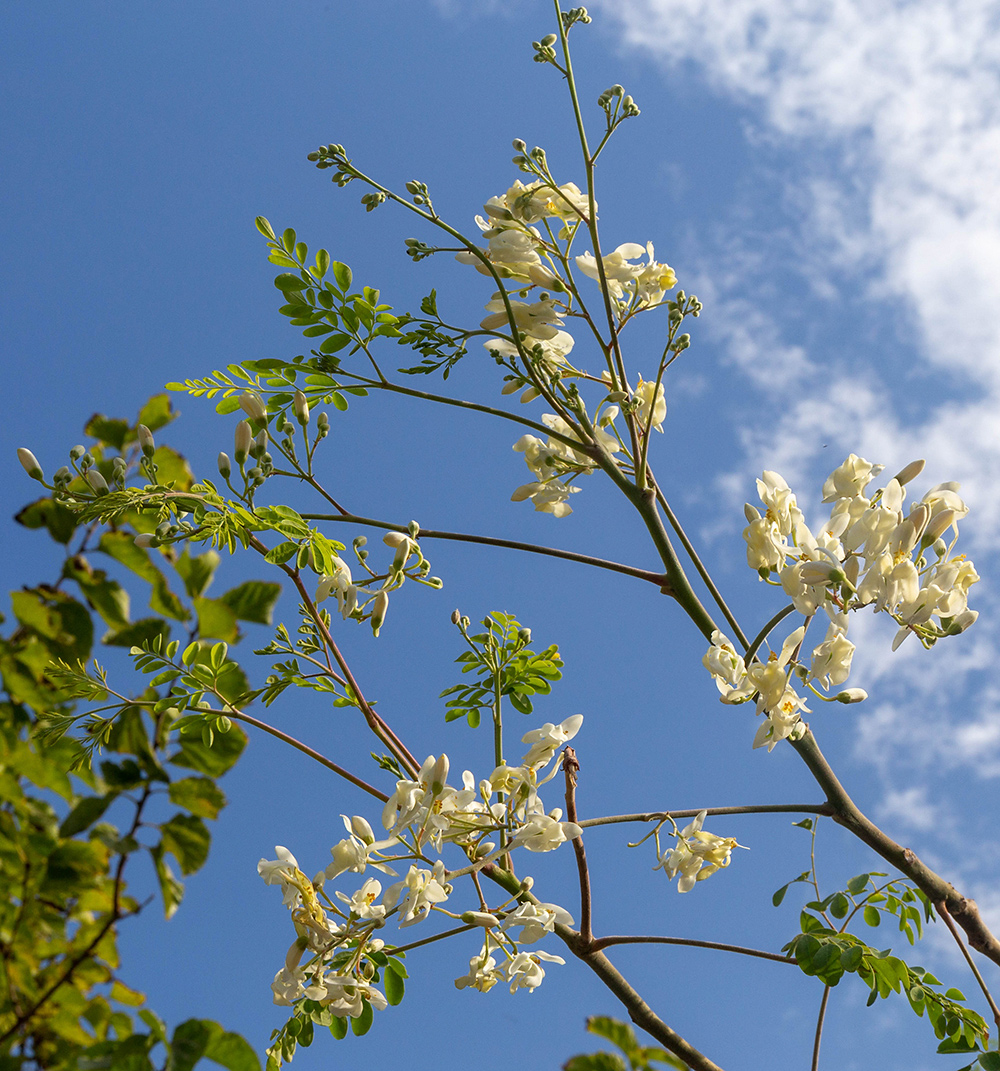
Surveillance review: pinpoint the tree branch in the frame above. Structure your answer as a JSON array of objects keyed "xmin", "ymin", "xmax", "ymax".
[
  {"xmin": 563, "ymin": 746, "xmax": 593, "ymax": 943},
  {"xmin": 588, "ymin": 934, "xmax": 797, "ymax": 967},
  {"xmin": 578, "ymin": 803, "xmax": 834, "ymax": 829}
]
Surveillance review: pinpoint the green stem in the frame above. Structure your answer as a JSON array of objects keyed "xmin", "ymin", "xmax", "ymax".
[{"xmin": 577, "ymin": 803, "xmax": 833, "ymax": 828}]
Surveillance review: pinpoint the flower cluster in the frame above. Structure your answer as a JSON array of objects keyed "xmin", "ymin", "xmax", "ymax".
[
  {"xmin": 653, "ymin": 811, "xmax": 745, "ymax": 893},
  {"xmin": 576, "ymin": 241, "xmax": 677, "ymax": 308},
  {"xmin": 258, "ymin": 716, "xmax": 585, "ymax": 1021},
  {"xmin": 706, "ymin": 456, "xmax": 979, "ymax": 750},
  {"xmin": 315, "ymin": 530, "xmax": 440, "ymax": 637}
]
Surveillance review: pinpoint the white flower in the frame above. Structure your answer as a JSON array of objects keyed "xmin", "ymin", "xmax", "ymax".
[
  {"xmin": 258, "ymin": 845, "xmax": 299, "ymax": 887},
  {"xmin": 270, "ymin": 966, "xmax": 307, "ymax": 1006},
  {"xmin": 505, "ymin": 949, "xmax": 565, "ymax": 993},
  {"xmin": 455, "ymin": 948, "xmax": 504, "ymax": 993},
  {"xmin": 501, "ymin": 901, "xmax": 574, "ymax": 944},
  {"xmin": 655, "ymin": 811, "xmax": 745, "ymax": 892},
  {"xmin": 319, "ymin": 974, "xmax": 388, "ymax": 1018},
  {"xmin": 512, "ymin": 810, "xmax": 582, "ymax": 853},
  {"xmin": 809, "ymin": 623, "xmax": 856, "ymax": 690},
  {"xmin": 703, "ymin": 631, "xmax": 752, "ymax": 702},
  {"xmin": 521, "ymin": 714, "xmax": 584, "ymax": 767},
  {"xmin": 510, "ymin": 478, "xmax": 580, "ymax": 517},
  {"xmin": 335, "ymin": 878, "xmax": 386, "ymax": 922},
  {"xmin": 382, "ymin": 861, "xmax": 451, "ymax": 927},
  {"xmin": 821, "ymin": 454, "xmax": 882, "ymax": 502},
  {"xmin": 575, "ymin": 243, "xmax": 647, "ymax": 300},
  {"xmin": 635, "ymin": 377, "xmax": 666, "ymax": 432}
]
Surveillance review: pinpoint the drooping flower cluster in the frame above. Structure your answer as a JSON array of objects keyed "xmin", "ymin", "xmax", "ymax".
[
  {"xmin": 258, "ymin": 716, "xmax": 585, "ymax": 1022},
  {"xmin": 705, "ymin": 456, "xmax": 979, "ymax": 750},
  {"xmin": 575, "ymin": 241, "xmax": 677, "ymax": 308},
  {"xmin": 315, "ymin": 530, "xmax": 440, "ymax": 637},
  {"xmin": 653, "ymin": 811, "xmax": 745, "ymax": 893}
]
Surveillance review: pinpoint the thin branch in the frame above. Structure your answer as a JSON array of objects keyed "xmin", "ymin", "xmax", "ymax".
[
  {"xmin": 299, "ymin": 513, "xmax": 668, "ymax": 587},
  {"xmin": 389, "ymin": 923, "xmax": 475, "ymax": 955},
  {"xmin": 811, "ymin": 986, "xmax": 831, "ymax": 1071},
  {"xmin": 746, "ymin": 603, "xmax": 798, "ymax": 661},
  {"xmin": 793, "ymin": 729, "xmax": 1000, "ymax": 968},
  {"xmin": 578, "ymin": 803, "xmax": 833, "ymax": 829},
  {"xmin": 937, "ymin": 899, "xmax": 1000, "ymax": 1034},
  {"xmin": 653, "ymin": 486, "xmax": 749, "ymax": 649},
  {"xmin": 563, "ymin": 746, "xmax": 593, "ymax": 943},
  {"xmin": 214, "ymin": 707, "xmax": 388, "ymax": 802},
  {"xmin": 588, "ymin": 934, "xmax": 797, "ymax": 967}
]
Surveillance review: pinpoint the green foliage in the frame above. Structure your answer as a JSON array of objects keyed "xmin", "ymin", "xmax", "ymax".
[
  {"xmin": 441, "ymin": 612, "xmax": 563, "ymax": 727},
  {"xmin": 1, "ymin": 397, "xmax": 259, "ymax": 1068},
  {"xmin": 774, "ymin": 821, "xmax": 987, "ymax": 1053},
  {"xmin": 563, "ymin": 1016, "xmax": 687, "ymax": 1071}
]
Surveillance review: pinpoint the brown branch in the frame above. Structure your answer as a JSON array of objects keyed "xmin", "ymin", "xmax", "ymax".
[
  {"xmin": 589, "ymin": 934, "xmax": 796, "ymax": 967},
  {"xmin": 937, "ymin": 900, "xmax": 1000, "ymax": 1034},
  {"xmin": 298, "ymin": 512, "xmax": 668, "ymax": 587},
  {"xmin": 563, "ymin": 746, "xmax": 592, "ymax": 943},
  {"xmin": 793, "ymin": 729, "xmax": 1000, "ymax": 967},
  {"xmin": 811, "ymin": 986, "xmax": 831, "ymax": 1071},
  {"xmin": 578, "ymin": 803, "xmax": 834, "ymax": 829}
]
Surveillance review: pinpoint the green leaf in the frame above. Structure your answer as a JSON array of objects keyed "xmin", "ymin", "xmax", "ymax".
[
  {"xmin": 329, "ymin": 1017, "xmax": 348, "ymax": 1041},
  {"xmin": 160, "ymin": 813, "xmax": 211, "ymax": 875},
  {"xmin": 174, "ymin": 548, "xmax": 221, "ymax": 599},
  {"xmin": 846, "ymin": 873, "xmax": 871, "ymax": 895},
  {"xmin": 15, "ymin": 496, "xmax": 79, "ymax": 544},
  {"xmin": 586, "ymin": 1017, "xmax": 638, "ymax": 1059},
  {"xmin": 194, "ymin": 597, "xmax": 241, "ymax": 643},
  {"xmin": 99, "ymin": 531, "xmax": 189, "ymax": 621},
  {"xmin": 384, "ymin": 967, "xmax": 404, "ymax": 1006},
  {"xmin": 84, "ymin": 413, "xmax": 130, "ymax": 450},
  {"xmin": 59, "ymin": 793, "xmax": 115, "ymax": 837},
  {"xmin": 274, "ymin": 272, "xmax": 308, "ymax": 292},
  {"xmin": 170, "ymin": 1018, "xmax": 261, "ymax": 1071},
  {"xmin": 220, "ymin": 581, "xmax": 281, "ymax": 625},
  {"xmin": 318, "ymin": 333, "xmax": 352, "ymax": 354},
  {"xmin": 863, "ymin": 905, "xmax": 881, "ymax": 927},
  {"xmin": 264, "ymin": 541, "xmax": 298, "ymax": 565},
  {"xmin": 150, "ymin": 843, "xmax": 184, "ymax": 918},
  {"xmin": 136, "ymin": 393, "xmax": 177, "ymax": 433},
  {"xmin": 170, "ymin": 723, "xmax": 247, "ymax": 778},
  {"xmin": 169, "ymin": 776, "xmax": 226, "ymax": 820},
  {"xmin": 332, "ymin": 262, "xmax": 352, "ymax": 292},
  {"xmin": 350, "ymin": 1000, "xmax": 373, "ymax": 1036},
  {"xmin": 104, "ymin": 618, "xmax": 171, "ymax": 649},
  {"xmin": 64, "ymin": 560, "xmax": 131, "ymax": 631},
  {"xmin": 979, "ymin": 1054, "xmax": 1000, "ymax": 1071},
  {"xmin": 840, "ymin": 945, "xmax": 864, "ymax": 971},
  {"xmin": 563, "ymin": 1055, "xmax": 629, "ymax": 1071},
  {"xmin": 830, "ymin": 892, "xmax": 850, "ymax": 919}
]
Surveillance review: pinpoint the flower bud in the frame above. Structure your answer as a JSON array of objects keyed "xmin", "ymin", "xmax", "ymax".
[
  {"xmin": 383, "ymin": 531, "xmax": 409, "ymax": 549},
  {"xmin": 744, "ymin": 503, "xmax": 761, "ymax": 523},
  {"xmin": 234, "ymin": 420, "xmax": 252, "ymax": 464},
  {"xmin": 238, "ymin": 391, "xmax": 268, "ymax": 423},
  {"xmin": 451, "ymin": 609, "xmax": 462, "ymax": 625},
  {"xmin": 134, "ymin": 532, "xmax": 157, "ymax": 548},
  {"xmin": 350, "ymin": 815, "xmax": 375, "ymax": 844},
  {"xmin": 251, "ymin": 429, "xmax": 268, "ymax": 459},
  {"xmin": 843, "ymin": 555, "xmax": 860, "ymax": 586},
  {"xmin": 461, "ymin": 911, "xmax": 500, "ymax": 928},
  {"xmin": 285, "ymin": 936, "xmax": 309, "ymax": 972},
  {"xmin": 217, "ymin": 452, "xmax": 232, "ymax": 479},
  {"xmin": 293, "ymin": 390, "xmax": 310, "ymax": 426},
  {"xmin": 430, "ymin": 754, "xmax": 450, "ymax": 795},
  {"xmin": 69, "ymin": 445, "xmax": 86, "ymax": 461},
  {"xmin": 17, "ymin": 448, "xmax": 43, "ymax": 481},
  {"xmin": 517, "ymin": 627, "xmax": 532, "ymax": 643},
  {"xmin": 512, "ymin": 138, "xmax": 527, "ymax": 153},
  {"xmin": 527, "ymin": 263, "xmax": 561, "ymax": 290},
  {"xmin": 136, "ymin": 424, "xmax": 156, "ymax": 457},
  {"xmin": 923, "ymin": 509, "xmax": 957, "ymax": 545},
  {"xmin": 540, "ymin": 32, "xmax": 558, "ymax": 46},
  {"xmin": 893, "ymin": 458, "xmax": 925, "ymax": 487},
  {"xmin": 835, "ymin": 688, "xmax": 868, "ymax": 704},
  {"xmin": 371, "ymin": 590, "xmax": 389, "ymax": 636},
  {"xmin": 598, "ymin": 405, "xmax": 620, "ymax": 427},
  {"xmin": 501, "ymin": 379, "xmax": 522, "ymax": 395},
  {"xmin": 85, "ymin": 468, "xmax": 109, "ymax": 495},
  {"xmin": 947, "ymin": 609, "xmax": 979, "ymax": 634},
  {"xmin": 474, "ymin": 841, "xmax": 496, "ymax": 859}
]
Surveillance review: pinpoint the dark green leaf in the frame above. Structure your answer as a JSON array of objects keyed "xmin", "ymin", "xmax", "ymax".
[
  {"xmin": 318, "ymin": 333, "xmax": 352, "ymax": 354},
  {"xmin": 15, "ymin": 496, "xmax": 79, "ymax": 544},
  {"xmin": 563, "ymin": 1055, "xmax": 628, "ymax": 1071},
  {"xmin": 84, "ymin": 414, "xmax": 130, "ymax": 450},
  {"xmin": 329, "ymin": 1017, "xmax": 348, "ymax": 1040},
  {"xmin": 170, "ymin": 723, "xmax": 247, "ymax": 777},
  {"xmin": 174, "ymin": 548, "xmax": 221, "ymax": 599},
  {"xmin": 59, "ymin": 793, "xmax": 115, "ymax": 837},
  {"xmin": 160, "ymin": 813, "xmax": 210, "ymax": 875},
  {"xmin": 220, "ymin": 581, "xmax": 281, "ymax": 625},
  {"xmin": 169, "ymin": 776, "xmax": 226, "ymax": 820},
  {"xmin": 384, "ymin": 967, "xmax": 404, "ymax": 1006},
  {"xmin": 104, "ymin": 618, "xmax": 171, "ymax": 649},
  {"xmin": 830, "ymin": 892, "xmax": 850, "ymax": 919},
  {"xmin": 350, "ymin": 1000, "xmax": 373, "ymax": 1036},
  {"xmin": 194, "ymin": 597, "xmax": 241, "ymax": 643},
  {"xmin": 846, "ymin": 873, "xmax": 870, "ymax": 896},
  {"xmin": 274, "ymin": 272, "xmax": 308, "ymax": 292},
  {"xmin": 979, "ymin": 1053, "xmax": 1000, "ymax": 1071}
]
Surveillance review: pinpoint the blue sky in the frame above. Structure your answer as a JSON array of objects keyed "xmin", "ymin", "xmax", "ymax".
[{"xmin": 4, "ymin": 2, "xmax": 1000, "ymax": 1069}]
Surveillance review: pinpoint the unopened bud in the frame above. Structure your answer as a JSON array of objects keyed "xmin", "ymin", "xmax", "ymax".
[
  {"xmin": 136, "ymin": 424, "xmax": 155, "ymax": 457},
  {"xmin": 451, "ymin": 609, "xmax": 462, "ymax": 625},
  {"xmin": 461, "ymin": 911, "xmax": 500, "ymax": 927},
  {"xmin": 134, "ymin": 533, "xmax": 157, "ymax": 548},
  {"xmin": 527, "ymin": 263, "xmax": 562, "ymax": 290},
  {"xmin": 285, "ymin": 936, "xmax": 309, "ymax": 972},
  {"xmin": 540, "ymin": 32, "xmax": 558, "ymax": 46},
  {"xmin": 512, "ymin": 138, "xmax": 527, "ymax": 153},
  {"xmin": 17, "ymin": 448, "xmax": 43, "ymax": 481},
  {"xmin": 371, "ymin": 590, "xmax": 389, "ymax": 636},
  {"xmin": 293, "ymin": 390, "xmax": 310, "ymax": 426},
  {"xmin": 744, "ymin": 503, "xmax": 761, "ymax": 523},
  {"xmin": 835, "ymin": 688, "xmax": 869, "ymax": 704},
  {"xmin": 430, "ymin": 754, "xmax": 450, "ymax": 795},
  {"xmin": 238, "ymin": 391, "xmax": 268, "ymax": 423},
  {"xmin": 501, "ymin": 379, "xmax": 522, "ymax": 395},
  {"xmin": 843, "ymin": 555, "xmax": 860, "ymax": 586},
  {"xmin": 517, "ymin": 627, "xmax": 532, "ymax": 643},
  {"xmin": 947, "ymin": 609, "xmax": 979, "ymax": 634},
  {"xmin": 218, "ymin": 452, "xmax": 232, "ymax": 479},
  {"xmin": 85, "ymin": 468, "xmax": 109, "ymax": 495},
  {"xmin": 252, "ymin": 429, "xmax": 268, "ymax": 459},
  {"xmin": 923, "ymin": 509, "xmax": 957, "ymax": 545},
  {"xmin": 234, "ymin": 420, "xmax": 252, "ymax": 464},
  {"xmin": 474, "ymin": 841, "xmax": 496, "ymax": 859},
  {"xmin": 349, "ymin": 815, "xmax": 375, "ymax": 844},
  {"xmin": 893, "ymin": 458, "xmax": 925, "ymax": 486}
]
